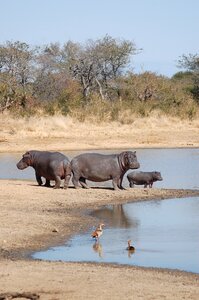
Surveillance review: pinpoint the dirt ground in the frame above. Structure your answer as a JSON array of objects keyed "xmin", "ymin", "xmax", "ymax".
[
  {"xmin": 0, "ymin": 180, "xmax": 199, "ymax": 300},
  {"xmin": 0, "ymin": 117, "xmax": 199, "ymax": 299}
]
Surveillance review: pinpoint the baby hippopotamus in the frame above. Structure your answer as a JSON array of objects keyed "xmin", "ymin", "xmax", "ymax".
[
  {"xmin": 127, "ymin": 171, "xmax": 163, "ymax": 188},
  {"xmin": 17, "ymin": 150, "xmax": 71, "ymax": 189}
]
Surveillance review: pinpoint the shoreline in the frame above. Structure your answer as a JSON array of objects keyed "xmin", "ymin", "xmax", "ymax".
[
  {"xmin": 2, "ymin": 179, "xmax": 199, "ymax": 259},
  {"xmin": 1, "ymin": 144, "xmax": 199, "ymax": 154},
  {"xmin": 0, "ymin": 179, "xmax": 199, "ymax": 299},
  {"xmin": 0, "ymin": 140, "xmax": 199, "ymax": 154},
  {"xmin": 0, "ymin": 117, "xmax": 199, "ymax": 299}
]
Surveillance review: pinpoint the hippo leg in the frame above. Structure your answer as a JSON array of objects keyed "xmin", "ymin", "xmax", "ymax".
[
  {"xmin": 118, "ymin": 177, "xmax": 125, "ymax": 190},
  {"xmin": 63, "ymin": 174, "xmax": 71, "ymax": 189},
  {"xmin": 54, "ymin": 176, "xmax": 61, "ymax": 189},
  {"xmin": 72, "ymin": 174, "xmax": 81, "ymax": 189},
  {"xmin": 112, "ymin": 177, "xmax": 120, "ymax": 190},
  {"xmin": 149, "ymin": 182, "xmax": 153, "ymax": 188},
  {"xmin": 36, "ymin": 173, "xmax": 43, "ymax": 186},
  {"xmin": 79, "ymin": 177, "xmax": 90, "ymax": 189},
  {"xmin": 63, "ymin": 162, "xmax": 71, "ymax": 189},
  {"xmin": 119, "ymin": 186, "xmax": 125, "ymax": 190},
  {"xmin": 129, "ymin": 181, "xmax": 134, "ymax": 188},
  {"xmin": 44, "ymin": 179, "xmax": 51, "ymax": 187}
]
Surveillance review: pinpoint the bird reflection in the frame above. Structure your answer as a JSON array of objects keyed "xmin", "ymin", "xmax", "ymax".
[
  {"xmin": 126, "ymin": 240, "xmax": 135, "ymax": 258},
  {"xmin": 127, "ymin": 249, "xmax": 135, "ymax": 258},
  {"xmin": 92, "ymin": 241, "xmax": 103, "ymax": 258}
]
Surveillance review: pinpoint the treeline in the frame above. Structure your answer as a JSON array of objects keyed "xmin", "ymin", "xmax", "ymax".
[{"xmin": 0, "ymin": 36, "xmax": 198, "ymax": 121}]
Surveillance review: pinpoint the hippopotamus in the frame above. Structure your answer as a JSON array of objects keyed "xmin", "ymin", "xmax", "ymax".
[
  {"xmin": 71, "ymin": 151, "xmax": 140, "ymax": 190},
  {"xmin": 127, "ymin": 171, "xmax": 163, "ymax": 188},
  {"xmin": 17, "ymin": 150, "xmax": 71, "ymax": 189}
]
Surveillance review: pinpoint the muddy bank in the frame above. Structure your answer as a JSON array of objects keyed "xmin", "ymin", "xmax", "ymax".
[
  {"xmin": 1, "ymin": 179, "xmax": 199, "ymax": 257},
  {"xmin": 0, "ymin": 179, "xmax": 199, "ymax": 299}
]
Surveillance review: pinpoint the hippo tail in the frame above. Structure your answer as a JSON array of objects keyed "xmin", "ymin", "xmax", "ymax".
[{"xmin": 63, "ymin": 159, "xmax": 72, "ymax": 177}]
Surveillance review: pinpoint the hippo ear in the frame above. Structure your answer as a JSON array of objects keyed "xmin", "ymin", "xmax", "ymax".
[{"xmin": 23, "ymin": 152, "xmax": 31, "ymax": 159}]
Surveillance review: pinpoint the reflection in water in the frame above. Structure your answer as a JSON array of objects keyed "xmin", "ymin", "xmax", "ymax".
[
  {"xmin": 93, "ymin": 242, "xmax": 103, "ymax": 258},
  {"xmin": 33, "ymin": 197, "xmax": 199, "ymax": 274},
  {"xmin": 127, "ymin": 249, "xmax": 135, "ymax": 258},
  {"xmin": 91, "ymin": 204, "xmax": 139, "ymax": 228}
]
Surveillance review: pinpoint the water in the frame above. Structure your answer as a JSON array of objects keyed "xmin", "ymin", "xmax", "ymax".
[
  {"xmin": 0, "ymin": 148, "xmax": 199, "ymax": 272},
  {"xmin": 33, "ymin": 197, "xmax": 199, "ymax": 273},
  {"xmin": 1, "ymin": 148, "xmax": 199, "ymax": 189}
]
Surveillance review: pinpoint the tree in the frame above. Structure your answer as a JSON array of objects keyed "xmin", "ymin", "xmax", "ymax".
[
  {"xmin": 33, "ymin": 36, "xmax": 138, "ymax": 103},
  {"xmin": 33, "ymin": 42, "xmax": 81, "ymax": 101},
  {"xmin": 178, "ymin": 54, "xmax": 199, "ymax": 72},
  {"xmin": 0, "ymin": 41, "xmax": 35, "ymax": 111},
  {"xmin": 0, "ymin": 41, "xmax": 35, "ymax": 87},
  {"xmin": 177, "ymin": 53, "xmax": 199, "ymax": 101},
  {"xmin": 69, "ymin": 35, "xmax": 138, "ymax": 100}
]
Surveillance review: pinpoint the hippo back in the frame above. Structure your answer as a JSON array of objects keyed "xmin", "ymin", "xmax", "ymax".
[
  {"xmin": 71, "ymin": 153, "xmax": 119, "ymax": 182},
  {"xmin": 71, "ymin": 151, "xmax": 140, "ymax": 183}
]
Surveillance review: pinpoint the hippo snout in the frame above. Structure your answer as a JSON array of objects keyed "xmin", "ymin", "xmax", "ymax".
[
  {"xmin": 135, "ymin": 162, "xmax": 140, "ymax": 169},
  {"xmin": 154, "ymin": 171, "xmax": 163, "ymax": 181},
  {"xmin": 16, "ymin": 160, "xmax": 28, "ymax": 170},
  {"xmin": 130, "ymin": 161, "xmax": 140, "ymax": 169}
]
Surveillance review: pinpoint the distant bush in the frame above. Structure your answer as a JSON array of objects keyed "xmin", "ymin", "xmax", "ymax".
[
  {"xmin": 117, "ymin": 72, "xmax": 198, "ymax": 120},
  {"xmin": 0, "ymin": 39, "xmax": 198, "ymax": 122}
]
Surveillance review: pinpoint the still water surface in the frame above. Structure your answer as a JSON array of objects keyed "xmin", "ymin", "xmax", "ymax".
[
  {"xmin": 0, "ymin": 148, "xmax": 199, "ymax": 272},
  {"xmin": 33, "ymin": 197, "xmax": 199, "ymax": 273},
  {"xmin": 0, "ymin": 148, "xmax": 199, "ymax": 189}
]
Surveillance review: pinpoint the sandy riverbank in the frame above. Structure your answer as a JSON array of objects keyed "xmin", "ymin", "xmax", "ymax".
[
  {"xmin": 0, "ymin": 179, "xmax": 199, "ymax": 299},
  {"xmin": 0, "ymin": 115, "xmax": 199, "ymax": 299}
]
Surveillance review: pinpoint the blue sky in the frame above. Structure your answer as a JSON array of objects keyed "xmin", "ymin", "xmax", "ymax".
[{"xmin": 0, "ymin": 0, "xmax": 198, "ymax": 77}]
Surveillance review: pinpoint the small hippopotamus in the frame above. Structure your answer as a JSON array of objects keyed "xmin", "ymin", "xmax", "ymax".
[
  {"xmin": 71, "ymin": 151, "xmax": 140, "ymax": 190},
  {"xmin": 127, "ymin": 171, "xmax": 163, "ymax": 188},
  {"xmin": 17, "ymin": 150, "xmax": 71, "ymax": 189}
]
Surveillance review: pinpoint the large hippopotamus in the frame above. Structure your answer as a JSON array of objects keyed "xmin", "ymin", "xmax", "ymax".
[
  {"xmin": 127, "ymin": 171, "xmax": 163, "ymax": 188},
  {"xmin": 17, "ymin": 150, "xmax": 71, "ymax": 189},
  {"xmin": 71, "ymin": 151, "xmax": 140, "ymax": 190}
]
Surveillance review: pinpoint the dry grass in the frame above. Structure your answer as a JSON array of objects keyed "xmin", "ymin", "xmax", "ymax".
[{"xmin": 0, "ymin": 113, "xmax": 199, "ymax": 152}]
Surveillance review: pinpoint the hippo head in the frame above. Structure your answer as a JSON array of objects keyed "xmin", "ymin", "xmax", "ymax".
[
  {"xmin": 153, "ymin": 171, "xmax": 163, "ymax": 181},
  {"xmin": 17, "ymin": 152, "xmax": 33, "ymax": 170},
  {"xmin": 119, "ymin": 151, "xmax": 140, "ymax": 171}
]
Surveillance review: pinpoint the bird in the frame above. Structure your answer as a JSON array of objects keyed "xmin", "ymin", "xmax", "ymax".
[
  {"xmin": 126, "ymin": 240, "xmax": 135, "ymax": 251},
  {"xmin": 91, "ymin": 223, "xmax": 104, "ymax": 241}
]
